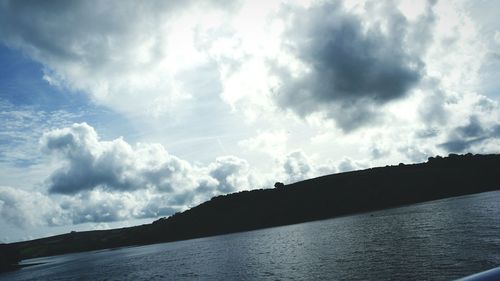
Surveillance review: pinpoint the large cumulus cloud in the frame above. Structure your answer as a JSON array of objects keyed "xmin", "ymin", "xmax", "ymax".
[
  {"xmin": 40, "ymin": 123, "xmax": 258, "ymax": 197},
  {"xmin": 271, "ymin": 1, "xmax": 435, "ymax": 130},
  {"xmin": 41, "ymin": 123, "xmax": 197, "ymax": 194}
]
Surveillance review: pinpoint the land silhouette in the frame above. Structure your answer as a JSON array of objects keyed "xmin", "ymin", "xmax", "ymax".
[
  {"xmin": 0, "ymin": 244, "xmax": 20, "ymax": 272},
  {"xmin": 1, "ymin": 153, "xmax": 500, "ymax": 272}
]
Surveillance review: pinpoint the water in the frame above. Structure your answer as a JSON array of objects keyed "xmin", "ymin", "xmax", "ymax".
[{"xmin": 2, "ymin": 191, "xmax": 500, "ymax": 281}]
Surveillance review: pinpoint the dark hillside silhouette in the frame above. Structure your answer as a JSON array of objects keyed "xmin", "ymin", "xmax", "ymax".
[
  {"xmin": 4, "ymin": 153, "xmax": 500, "ymax": 268},
  {"xmin": 146, "ymin": 153, "xmax": 500, "ymax": 242},
  {"xmin": 0, "ymin": 244, "xmax": 20, "ymax": 272}
]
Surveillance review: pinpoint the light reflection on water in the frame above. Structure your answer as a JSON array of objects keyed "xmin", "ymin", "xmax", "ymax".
[{"xmin": 2, "ymin": 190, "xmax": 500, "ymax": 281}]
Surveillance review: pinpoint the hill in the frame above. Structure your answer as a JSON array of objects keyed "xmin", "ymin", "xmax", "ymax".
[{"xmin": 4, "ymin": 153, "xmax": 500, "ymax": 269}]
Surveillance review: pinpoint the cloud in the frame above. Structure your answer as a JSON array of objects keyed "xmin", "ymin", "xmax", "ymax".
[
  {"xmin": 314, "ymin": 160, "xmax": 338, "ymax": 177},
  {"xmin": 281, "ymin": 151, "xmax": 353, "ymax": 181},
  {"xmin": 0, "ymin": 186, "xmax": 65, "ymax": 228},
  {"xmin": 417, "ymin": 81, "xmax": 450, "ymax": 126},
  {"xmin": 0, "ymin": 99, "xmax": 84, "ymax": 167},
  {"xmin": 0, "ymin": 145, "xmax": 370, "ymax": 228},
  {"xmin": 1, "ymin": 122, "xmax": 264, "ymax": 227},
  {"xmin": 1, "ymin": 122, "xmax": 262, "ymax": 226},
  {"xmin": 453, "ymin": 116, "xmax": 486, "ymax": 138},
  {"xmin": 440, "ymin": 116, "xmax": 500, "ymax": 153},
  {"xmin": 270, "ymin": 1, "xmax": 435, "ymax": 131},
  {"xmin": 238, "ymin": 130, "xmax": 287, "ymax": 157},
  {"xmin": 208, "ymin": 156, "xmax": 253, "ymax": 193},
  {"xmin": 1, "ymin": 148, "xmax": 366, "ymax": 229},
  {"xmin": 62, "ymin": 191, "xmax": 139, "ymax": 224},
  {"xmin": 337, "ymin": 157, "xmax": 367, "ymax": 173},
  {"xmin": 41, "ymin": 123, "xmax": 259, "ymax": 197},
  {"xmin": 279, "ymin": 151, "xmax": 369, "ymax": 183},
  {"xmin": 0, "ymin": 185, "xmax": 183, "ymax": 227},
  {"xmin": 0, "ymin": 0, "xmax": 232, "ymax": 117},
  {"xmin": 282, "ymin": 151, "xmax": 313, "ymax": 183},
  {"xmin": 40, "ymin": 123, "xmax": 196, "ymax": 194},
  {"xmin": 60, "ymin": 190, "xmax": 183, "ymax": 224},
  {"xmin": 397, "ymin": 146, "xmax": 434, "ymax": 163}
]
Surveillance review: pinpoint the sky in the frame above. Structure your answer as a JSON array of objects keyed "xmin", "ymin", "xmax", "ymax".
[{"xmin": 0, "ymin": 0, "xmax": 499, "ymax": 242}]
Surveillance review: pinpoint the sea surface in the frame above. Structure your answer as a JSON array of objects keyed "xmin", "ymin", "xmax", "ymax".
[{"xmin": 2, "ymin": 191, "xmax": 500, "ymax": 281}]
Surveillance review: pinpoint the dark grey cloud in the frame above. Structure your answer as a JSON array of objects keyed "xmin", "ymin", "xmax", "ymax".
[
  {"xmin": 440, "ymin": 138, "xmax": 485, "ymax": 153},
  {"xmin": 0, "ymin": 0, "xmax": 222, "ymax": 62},
  {"xmin": 0, "ymin": 0, "xmax": 239, "ymax": 68},
  {"xmin": 440, "ymin": 116, "xmax": 500, "ymax": 153},
  {"xmin": 1, "ymin": 0, "xmax": 135, "ymax": 63},
  {"xmin": 418, "ymin": 91, "xmax": 498, "ymax": 144},
  {"xmin": 455, "ymin": 116, "xmax": 485, "ymax": 138},
  {"xmin": 272, "ymin": 1, "xmax": 436, "ymax": 131}
]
